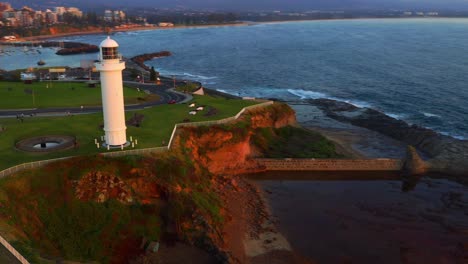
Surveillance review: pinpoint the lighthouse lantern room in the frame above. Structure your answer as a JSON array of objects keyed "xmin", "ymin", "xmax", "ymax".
[{"xmin": 95, "ymin": 36, "xmax": 127, "ymax": 147}]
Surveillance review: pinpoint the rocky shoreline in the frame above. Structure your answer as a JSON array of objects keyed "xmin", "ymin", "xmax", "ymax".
[{"xmin": 307, "ymin": 98, "xmax": 468, "ymax": 176}]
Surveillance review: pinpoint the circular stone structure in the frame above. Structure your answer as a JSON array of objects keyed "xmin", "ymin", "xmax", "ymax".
[{"xmin": 15, "ymin": 135, "xmax": 76, "ymax": 153}]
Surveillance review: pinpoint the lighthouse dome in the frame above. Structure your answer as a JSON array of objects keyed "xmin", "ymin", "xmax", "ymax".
[{"xmin": 100, "ymin": 36, "xmax": 119, "ymax": 48}]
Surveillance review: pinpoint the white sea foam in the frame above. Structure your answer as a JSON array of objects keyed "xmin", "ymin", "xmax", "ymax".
[
  {"xmin": 287, "ymin": 88, "xmax": 372, "ymax": 108},
  {"xmin": 387, "ymin": 113, "xmax": 407, "ymax": 120},
  {"xmin": 216, "ymin": 89, "xmax": 229, "ymax": 93},
  {"xmin": 287, "ymin": 89, "xmax": 328, "ymax": 99},
  {"xmin": 439, "ymin": 131, "xmax": 467, "ymax": 140},
  {"xmin": 182, "ymin": 72, "xmax": 218, "ymax": 80},
  {"xmin": 342, "ymin": 99, "xmax": 372, "ymax": 109},
  {"xmin": 422, "ymin": 112, "xmax": 441, "ymax": 118},
  {"xmin": 156, "ymin": 69, "xmax": 218, "ymax": 81}
]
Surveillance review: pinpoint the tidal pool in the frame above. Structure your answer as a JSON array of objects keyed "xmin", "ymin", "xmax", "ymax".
[{"xmin": 254, "ymin": 172, "xmax": 468, "ymax": 264}]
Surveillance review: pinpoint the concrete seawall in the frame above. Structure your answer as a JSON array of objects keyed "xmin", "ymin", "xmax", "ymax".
[{"xmin": 256, "ymin": 158, "xmax": 403, "ymax": 171}]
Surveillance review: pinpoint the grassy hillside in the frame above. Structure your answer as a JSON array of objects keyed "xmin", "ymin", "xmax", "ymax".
[
  {"xmin": 0, "ymin": 81, "xmax": 151, "ymax": 109},
  {"xmin": 0, "ymin": 154, "xmax": 221, "ymax": 263},
  {"xmin": 0, "ymin": 95, "xmax": 257, "ymax": 171},
  {"xmin": 251, "ymin": 126, "xmax": 343, "ymax": 158}
]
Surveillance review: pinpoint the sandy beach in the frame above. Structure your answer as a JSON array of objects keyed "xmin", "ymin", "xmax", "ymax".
[{"xmin": 18, "ymin": 22, "xmax": 249, "ymax": 42}]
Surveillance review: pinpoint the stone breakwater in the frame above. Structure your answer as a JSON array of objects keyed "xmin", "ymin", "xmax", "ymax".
[
  {"xmin": 309, "ymin": 98, "xmax": 468, "ymax": 176},
  {"xmin": 0, "ymin": 41, "xmax": 99, "ymax": 55},
  {"xmin": 130, "ymin": 51, "xmax": 172, "ymax": 72},
  {"xmin": 256, "ymin": 158, "xmax": 403, "ymax": 171}
]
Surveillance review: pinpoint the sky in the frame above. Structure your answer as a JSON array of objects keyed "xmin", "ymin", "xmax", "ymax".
[{"xmin": 12, "ymin": 0, "xmax": 468, "ymax": 11}]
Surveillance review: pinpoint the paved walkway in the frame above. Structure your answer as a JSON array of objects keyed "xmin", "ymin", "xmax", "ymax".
[{"xmin": 0, "ymin": 244, "xmax": 21, "ymax": 264}]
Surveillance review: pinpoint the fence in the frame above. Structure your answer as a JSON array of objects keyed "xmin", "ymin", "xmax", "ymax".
[
  {"xmin": 0, "ymin": 101, "xmax": 274, "ymax": 178},
  {"xmin": 100, "ymin": 146, "xmax": 168, "ymax": 157},
  {"xmin": 0, "ymin": 157, "xmax": 72, "ymax": 179}
]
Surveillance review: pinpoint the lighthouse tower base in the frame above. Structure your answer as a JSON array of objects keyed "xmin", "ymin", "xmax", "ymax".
[{"xmin": 102, "ymin": 141, "xmax": 131, "ymax": 149}]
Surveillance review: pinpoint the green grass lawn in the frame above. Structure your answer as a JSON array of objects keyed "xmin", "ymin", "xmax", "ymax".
[
  {"xmin": 0, "ymin": 81, "xmax": 149, "ymax": 109},
  {"xmin": 0, "ymin": 95, "xmax": 257, "ymax": 171}
]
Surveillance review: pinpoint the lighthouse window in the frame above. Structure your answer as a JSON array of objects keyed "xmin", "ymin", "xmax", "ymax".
[{"xmin": 102, "ymin": 47, "xmax": 118, "ymax": 60}]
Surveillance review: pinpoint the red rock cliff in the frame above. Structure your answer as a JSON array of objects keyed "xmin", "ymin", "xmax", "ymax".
[{"xmin": 173, "ymin": 103, "xmax": 296, "ymax": 175}]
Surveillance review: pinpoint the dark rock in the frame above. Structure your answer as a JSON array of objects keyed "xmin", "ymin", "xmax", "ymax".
[
  {"xmin": 53, "ymin": 41, "xmax": 99, "ymax": 55},
  {"xmin": 130, "ymin": 51, "xmax": 172, "ymax": 72},
  {"xmin": 402, "ymin": 146, "xmax": 428, "ymax": 176},
  {"xmin": 309, "ymin": 98, "xmax": 468, "ymax": 176}
]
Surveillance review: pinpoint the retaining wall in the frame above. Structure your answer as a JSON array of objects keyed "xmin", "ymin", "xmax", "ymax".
[
  {"xmin": 100, "ymin": 146, "xmax": 167, "ymax": 157},
  {"xmin": 257, "ymin": 158, "xmax": 403, "ymax": 171},
  {"xmin": 0, "ymin": 157, "xmax": 71, "ymax": 179}
]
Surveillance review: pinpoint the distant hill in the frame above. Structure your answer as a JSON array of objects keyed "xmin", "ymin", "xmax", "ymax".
[{"xmin": 10, "ymin": 0, "xmax": 468, "ymax": 11}]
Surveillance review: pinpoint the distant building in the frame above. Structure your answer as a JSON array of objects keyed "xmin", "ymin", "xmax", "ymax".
[
  {"xmin": 0, "ymin": 4, "xmax": 83, "ymax": 27},
  {"xmin": 2, "ymin": 9, "xmax": 14, "ymax": 19},
  {"xmin": 114, "ymin": 10, "xmax": 125, "ymax": 21},
  {"xmin": 426, "ymin": 12, "xmax": 439, "ymax": 16},
  {"xmin": 55, "ymin": 6, "xmax": 66, "ymax": 16},
  {"xmin": 403, "ymin": 11, "xmax": 412, "ymax": 16},
  {"xmin": 18, "ymin": 9, "xmax": 33, "ymax": 27},
  {"xmin": 104, "ymin": 9, "xmax": 113, "ymax": 21},
  {"xmin": 66, "ymin": 7, "xmax": 82, "ymax": 18},
  {"xmin": 4, "ymin": 17, "xmax": 17, "ymax": 27},
  {"xmin": 20, "ymin": 72, "xmax": 36, "ymax": 81},
  {"xmin": 104, "ymin": 9, "xmax": 125, "ymax": 22},
  {"xmin": 45, "ymin": 9, "xmax": 57, "ymax": 24},
  {"xmin": 0, "ymin": 2, "xmax": 11, "ymax": 12}
]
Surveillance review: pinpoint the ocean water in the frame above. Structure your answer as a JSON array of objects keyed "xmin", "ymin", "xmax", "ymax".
[
  {"xmin": 257, "ymin": 174, "xmax": 468, "ymax": 264},
  {"xmin": 2, "ymin": 18, "xmax": 468, "ymax": 139}
]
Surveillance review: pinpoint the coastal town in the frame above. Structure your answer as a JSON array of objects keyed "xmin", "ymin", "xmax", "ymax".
[
  {"xmin": 0, "ymin": 0, "xmax": 448, "ymax": 40},
  {"xmin": 0, "ymin": 2, "xmax": 177, "ymax": 39}
]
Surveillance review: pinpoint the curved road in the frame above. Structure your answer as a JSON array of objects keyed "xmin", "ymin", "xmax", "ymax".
[{"xmin": 0, "ymin": 81, "xmax": 192, "ymax": 118}]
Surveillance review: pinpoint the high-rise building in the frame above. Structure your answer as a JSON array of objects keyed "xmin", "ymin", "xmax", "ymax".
[{"xmin": 66, "ymin": 7, "xmax": 82, "ymax": 18}]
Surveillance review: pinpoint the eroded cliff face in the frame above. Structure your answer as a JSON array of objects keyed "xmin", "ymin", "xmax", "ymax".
[{"xmin": 174, "ymin": 103, "xmax": 296, "ymax": 175}]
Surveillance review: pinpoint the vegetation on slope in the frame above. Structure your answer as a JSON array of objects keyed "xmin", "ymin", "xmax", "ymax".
[
  {"xmin": 0, "ymin": 154, "xmax": 222, "ymax": 263},
  {"xmin": 251, "ymin": 126, "xmax": 343, "ymax": 158}
]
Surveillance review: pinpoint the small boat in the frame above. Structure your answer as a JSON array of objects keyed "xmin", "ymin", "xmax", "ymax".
[{"xmin": 37, "ymin": 60, "xmax": 46, "ymax": 66}]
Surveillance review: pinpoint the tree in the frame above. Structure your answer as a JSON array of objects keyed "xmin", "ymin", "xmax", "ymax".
[
  {"xmin": 85, "ymin": 12, "xmax": 99, "ymax": 25},
  {"xmin": 150, "ymin": 66, "xmax": 158, "ymax": 81}
]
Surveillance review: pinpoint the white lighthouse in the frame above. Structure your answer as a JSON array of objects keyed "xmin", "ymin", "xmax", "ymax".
[{"xmin": 95, "ymin": 36, "xmax": 127, "ymax": 147}]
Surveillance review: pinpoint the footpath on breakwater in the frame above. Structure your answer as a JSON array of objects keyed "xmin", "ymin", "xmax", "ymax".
[{"xmin": 256, "ymin": 158, "xmax": 403, "ymax": 172}]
